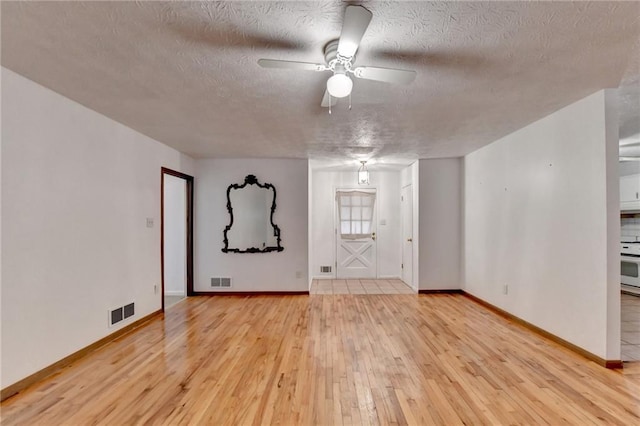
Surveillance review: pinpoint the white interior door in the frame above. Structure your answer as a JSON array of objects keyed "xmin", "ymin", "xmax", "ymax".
[
  {"xmin": 336, "ymin": 190, "xmax": 377, "ymax": 279},
  {"xmin": 401, "ymin": 185, "xmax": 413, "ymax": 287}
]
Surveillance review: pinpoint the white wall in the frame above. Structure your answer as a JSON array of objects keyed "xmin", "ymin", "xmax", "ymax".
[
  {"xmin": 310, "ymin": 169, "xmax": 402, "ymax": 280},
  {"xmin": 418, "ymin": 159, "xmax": 463, "ymax": 290},
  {"xmin": 1, "ymin": 67, "xmax": 195, "ymax": 388},
  {"xmin": 464, "ymin": 90, "xmax": 620, "ymax": 360},
  {"xmin": 308, "ymin": 161, "xmax": 314, "ymax": 287},
  {"xmin": 194, "ymin": 159, "xmax": 308, "ymax": 292},
  {"xmin": 163, "ymin": 174, "xmax": 187, "ymax": 296},
  {"xmin": 0, "ymin": 63, "xmax": 3, "ymax": 386},
  {"xmin": 604, "ymin": 91, "xmax": 621, "ymax": 359}
]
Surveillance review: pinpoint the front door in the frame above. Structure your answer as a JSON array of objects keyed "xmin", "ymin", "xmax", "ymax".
[{"xmin": 336, "ymin": 190, "xmax": 377, "ymax": 279}]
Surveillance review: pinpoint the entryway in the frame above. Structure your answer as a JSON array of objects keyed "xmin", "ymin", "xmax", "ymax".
[{"xmin": 309, "ymin": 165, "xmax": 417, "ymax": 289}]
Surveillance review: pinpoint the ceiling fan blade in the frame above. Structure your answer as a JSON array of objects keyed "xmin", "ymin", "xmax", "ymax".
[
  {"xmin": 168, "ymin": 20, "xmax": 301, "ymax": 50},
  {"xmin": 353, "ymin": 66, "xmax": 416, "ymax": 84},
  {"xmin": 258, "ymin": 59, "xmax": 327, "ymax": 71},
  {"xmin": 337, "ymin": 6, "xmax": 373, "ymax": 58},
  {"xmin": 321, "ymin": 90, "xmax": 337, "ymax": 108},
  {"xmin": 369, "ymin": 48, "xmax": 488, "ymax": 68}
]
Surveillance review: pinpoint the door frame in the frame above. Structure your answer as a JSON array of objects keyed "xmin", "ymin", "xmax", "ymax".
[
  {"xmin": 161, "ymin": 167, "xmax": 194, "ymax": 311},
  {"xmin": 334, "ymin": 186, "xmax": 378, "ymax": 279}
]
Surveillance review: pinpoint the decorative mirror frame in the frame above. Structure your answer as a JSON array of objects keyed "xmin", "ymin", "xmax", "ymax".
[{"xmin": 222, "ymin": 174, "xmax": 283, "ymax": 253}]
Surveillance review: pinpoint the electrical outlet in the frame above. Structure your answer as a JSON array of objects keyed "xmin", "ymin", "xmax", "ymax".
[
  {"xmin": 154, "ymin": 284, "xmax": 158, "ymax": 294},
  {"xmin": 295, "ymin": 271, "xmax": 303, "ymax": 279},
  {"xmin": 503, "ymin": 284, "xmax": 509, "ymax": 295},
  {"xmin": 146, "ymin": 218, "xmax": 154, "ymax": 228}
]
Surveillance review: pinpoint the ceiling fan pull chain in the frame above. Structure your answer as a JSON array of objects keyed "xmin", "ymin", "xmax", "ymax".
[
  {"xmin": 329, "ymin": 97, "xmax": 332, "ymax": 115},
  {"xmin": 349, "ymin": 93, "xmax": 352, "ymax": 110}
]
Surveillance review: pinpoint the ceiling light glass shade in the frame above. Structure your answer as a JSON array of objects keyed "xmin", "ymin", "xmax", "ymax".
[
  {"xmin": 358, "ymin": 169, "xmax": 369, "ymax": 185},
  {"xmin": 358, "ymin": 161, "xmax": 369, "ymax": 185},
  {"xmin": 327, "ymin": 73, "xmax": 353, "ymax": 98}
]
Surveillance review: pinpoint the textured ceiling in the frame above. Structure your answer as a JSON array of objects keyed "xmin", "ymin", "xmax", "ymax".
[{"xmin": 2, "ymin": 1, "xmax": 639, "ymax": 164}]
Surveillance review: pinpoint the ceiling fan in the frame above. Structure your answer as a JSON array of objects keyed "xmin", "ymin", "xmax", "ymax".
[{"xmin": 257, "ymin": 5, "xmax": 417, "ymax": 108}]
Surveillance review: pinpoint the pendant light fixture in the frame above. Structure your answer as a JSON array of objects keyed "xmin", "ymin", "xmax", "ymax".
[{"xmin": 358, "ymin": 161, "xmax": 369, "ymax": 185}]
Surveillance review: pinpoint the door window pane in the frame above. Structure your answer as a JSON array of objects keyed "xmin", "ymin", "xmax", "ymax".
[
  {"xmin": 352, "ymin": 206, "xmax": 361, "ymax": 220},
  {"xmin": 336, "ymin": 191, "xmax": 376, "ymax": 239},
  {"xmin": 341, "ymin": 207, "xmax": 351, "ymax": 220}
]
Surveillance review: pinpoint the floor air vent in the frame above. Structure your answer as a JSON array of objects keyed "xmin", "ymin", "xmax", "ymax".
[
  {"xmin": 211, "ymin": 277, "xmax": 232, "ymax": 288},
  {"xmin": 320, "ymin": 266, "xmax": 332, "ymax": 273},
  {"xmin": 109, "ymin": 302, "xmax": 135, "ymax": 327}
]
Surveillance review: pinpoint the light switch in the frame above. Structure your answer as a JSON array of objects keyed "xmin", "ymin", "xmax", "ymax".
[
  {"xmin": 146, "ymin": 218, "xmax": 154, "ymax": 228},
  {"xmin": 380, "ymin": 219, "xmax": 386, "ymax": 226}
]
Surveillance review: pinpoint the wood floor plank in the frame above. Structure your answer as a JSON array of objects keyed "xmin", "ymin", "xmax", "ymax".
[{"xmin": 2, "ymin": 294, "xmax": 640, "ymax": 425}]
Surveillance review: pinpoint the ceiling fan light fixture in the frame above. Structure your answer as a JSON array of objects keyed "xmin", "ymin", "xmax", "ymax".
[{"xmin": 327, "ymin": 73, "xmax": 353, "ymax": 98}]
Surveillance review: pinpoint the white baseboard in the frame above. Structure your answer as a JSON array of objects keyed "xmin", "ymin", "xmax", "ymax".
[
  {"xmin": 164, "ymin": 291, "xmax": 185, "ymax": 297},
  {"xmin": 378, "ymin": 275, "xmax": 402, "ymax": 279},
  {"xmin": 311, "ymin": 275, "xmax": 335, "ymax": 280}
]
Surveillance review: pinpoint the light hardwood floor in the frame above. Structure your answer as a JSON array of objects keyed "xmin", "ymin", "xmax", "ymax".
[{"xmin": 2, "ymin": 294, "xmax": 640, "ymax": 425}]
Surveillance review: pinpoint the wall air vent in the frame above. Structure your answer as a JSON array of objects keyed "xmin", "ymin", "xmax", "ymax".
[
  {"xmin": 110, "ymin": 308, "xmax": 123, "ymax": 326},
  {"xmin": 109, "ymin": 302, "xmax": 135, "ymax": 327},
  {"xmin": 123, "ymin": 303, "xmax": 135, "ymax": 319},
  {"xmin": 320, "ymin": 266, "xmax": 332, "ymax": 273},
  {"xmin": 211, "ymin": 278, "xmax": 232, "ymax": 288}
]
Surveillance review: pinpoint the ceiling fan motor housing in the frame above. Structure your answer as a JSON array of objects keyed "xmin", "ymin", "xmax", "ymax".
[{"xmin": 324, "ymin": 39, "xmax": 355, "ymax": 71}]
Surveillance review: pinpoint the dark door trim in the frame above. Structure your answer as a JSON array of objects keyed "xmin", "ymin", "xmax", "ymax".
[{"xmin": 161, "ymin": 167, "xmax": 194, "ymax": 311}]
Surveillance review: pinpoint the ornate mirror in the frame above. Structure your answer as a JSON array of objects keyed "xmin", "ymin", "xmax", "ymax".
[{"xmin": 222, "ymin": 175, "xmax": 283, "ymax": 253}]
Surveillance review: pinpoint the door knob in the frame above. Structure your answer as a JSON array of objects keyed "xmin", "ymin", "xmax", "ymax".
[
  {"xmin": 407, "ymin": 238, "xmax": 413, "ymax": 242},
  {"xmin": 371, "ymin": 232, "xmax": 376, "ymax": 241}
]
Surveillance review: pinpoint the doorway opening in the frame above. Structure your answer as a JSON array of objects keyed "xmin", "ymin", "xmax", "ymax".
[{"xmin": 161, "ymin": 168, "xmax": 194, "ymax": 310}]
